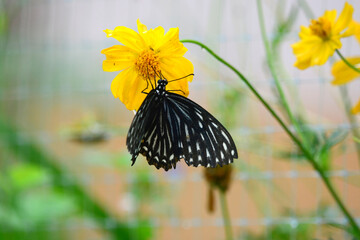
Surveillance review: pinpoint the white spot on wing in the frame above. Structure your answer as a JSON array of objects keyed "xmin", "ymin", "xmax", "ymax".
[
  {"xmin": 196, "ymin": 142, "xmax": 200, "ymax": 151},
  {"xmin": 221, "ymin": 130, "xmax": 230, "ymax": 143},
  {"xmin": 206, "ymin": 149, "xmax": 210, "ymax": 158},
  {"xmin": 223, "ymin": 142, "xmax": 228, "ymax": 151}
]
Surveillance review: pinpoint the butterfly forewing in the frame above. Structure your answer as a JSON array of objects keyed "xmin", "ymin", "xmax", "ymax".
[
  {"xmin": 126, "ymin": 91, "xmax": 159, "ymax": 161},
  {"xmin": 127, "ymin": 90, "xmax": 180, "ymax": 170}
]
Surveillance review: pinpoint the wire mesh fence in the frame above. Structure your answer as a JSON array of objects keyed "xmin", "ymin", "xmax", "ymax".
[{"xmin": 0, "ymin": 0, "xmax": 360, "ymax": 239}]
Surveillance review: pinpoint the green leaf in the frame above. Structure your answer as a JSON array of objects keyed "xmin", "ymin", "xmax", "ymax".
[{"xmin": 323, "ymin": 128, "xmax": 349, "ymax": 149}]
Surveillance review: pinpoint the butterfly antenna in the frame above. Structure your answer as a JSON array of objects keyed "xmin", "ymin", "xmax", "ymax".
[
  {"xmin": 168, "ymin": 73, "xmax": 194, "ymax": 83},
  {"xmin": 151, "ymin": 66, "xmax": 163, "ymax": 87}
]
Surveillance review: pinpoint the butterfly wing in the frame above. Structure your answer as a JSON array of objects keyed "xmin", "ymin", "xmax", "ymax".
[
  {"xmin": 127, "ymin": 90, "xmax": 180, "ymax": 170},
  {"xmin": 165, "ymin": 92, "xmax": 238, "ymax": 168},
  {"xmin": 126, "ymin": 90, "xmax": 159, "ymax": 164}
]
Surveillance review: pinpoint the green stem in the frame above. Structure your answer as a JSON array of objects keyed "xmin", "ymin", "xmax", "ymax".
[
  {"xmin": 219, "ymin": 190, "xmax": 233, "ymax": 240},
  {"xmin": 181, "ymin": 39, "xmax": 360, "ymax": 237},
  {"xmin": 298, "ymin": 0, "xmax": 315, "ymax": 19},
  {"xmin": 339, "ymin": 86, "xmax": 360, "ymax": 165},
  {"xmin": 336, "ymin": 50, "xmax": 360, "ymax": 74},
  {"xmin": 256, "ymin": 0, "xmax": 309, "ymax": 149}
]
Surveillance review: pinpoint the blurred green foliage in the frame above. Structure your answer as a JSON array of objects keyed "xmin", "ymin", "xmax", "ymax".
[
  {"xmin": 0, "ymin": 163, "xmax": 76, "ymax": 239},
  {"xmin": 242, "ymin": 222, "xmax": 314, "ymax": 240},
  {"xmin": 0, "ymin": 116, "xmax": 155, "ymax": 239},
  {"xmin": 278, "ymin": 122, "xmax": 349, "ymax": 171}
]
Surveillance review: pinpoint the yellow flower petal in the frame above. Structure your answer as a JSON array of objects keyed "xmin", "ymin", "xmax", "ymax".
[
  {"xmin": 334, "ymin": 2, "xmax": 354, "ymax": 33},
  {"xmin": 298, "ymin": 26, "xmax": 312, "ymax": 38},
  {"xmin": 104, "ymin": 27, "xmax": 146, "ymax": 51},
  {"xmin": 124, "ymin": 75, "xmax": 148, "ymax": 111},
  {"xmin": 157, "ymin": 28, "xmax": 187, "ymax": 57},
  {"xmin": 350, "ymin": 20, "xmax": 360, "ymax": 44},
  {"xmin": 141, "ymin": 26, "xmax": 165, "ymax": 48},
  {"xmin": 324, "ymin": 9, "xmax": 337, "ymax": 24},
  {"xmin": 159, "ymin": 57, "xmax": 194, "ymax": 97},
  {"xmin": 136, "ymin": 19, "xmax": 166, "ymax": 48},
  {"xmin": 102, "ymin": 60, "xmax": 133, "ymax": 72},
  {"xmin": 331, "ymin": 57, "xmax": 360, "ymax": 85},
  {"xmin": 311, "ymin": 43, "xmax": 334, "ymax": 66},
  {"xmin": 111, "ymin": 67, "xmax": 148, "ymax": 110},
  {"xmin": 110, "ymin": 67, "xmax": 136, "ymax": 102},
  {"xmin": 137, "ymin": 19, "xmax": 147, "ymax": 33},
  {"xmin": 352, "ymin": 100, "xmax": 360, "ymax": 114},
  {"xmin": 341, "ymin": 20, "xmax": 358, "ymax": 37},
  {"xmin": 101, "ymin": 45, "xmax": 137, "ymax": 72}
]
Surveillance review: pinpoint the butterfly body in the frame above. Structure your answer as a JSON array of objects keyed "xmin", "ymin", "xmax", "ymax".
[{"xmin": 126, "ymin": 79, "xmax": 238, "ymax": 171}]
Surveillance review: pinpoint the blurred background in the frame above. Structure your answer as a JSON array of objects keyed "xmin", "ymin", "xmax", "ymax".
[{"xmin": 0, "ymin": 0, "xmax": 360, "ymax": 239}]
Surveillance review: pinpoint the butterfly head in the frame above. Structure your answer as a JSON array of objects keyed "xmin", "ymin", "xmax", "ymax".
[{"xmin": 156, "ymin": 78, "xmax": 168, "ymax": 92}]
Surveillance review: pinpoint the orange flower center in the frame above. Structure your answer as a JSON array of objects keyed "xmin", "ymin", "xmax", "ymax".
[
  {"xmin": 310, "ymin": 17, "xmax": 332, "ymax": 39},
  {"xmin": 134, "ymin": 49, "xmax": 160, "ymax": 79}
]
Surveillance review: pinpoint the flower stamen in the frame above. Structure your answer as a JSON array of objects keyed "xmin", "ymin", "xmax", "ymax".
[
  {"xmin": 310, "ymin": 18, "xmax": 332, "ymax": 39},
  {"xmin": 134, "ymin": 49, "xmax": 160, "ymax": 79}
]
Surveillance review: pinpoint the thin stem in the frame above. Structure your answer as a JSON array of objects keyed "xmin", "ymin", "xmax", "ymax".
[
  {"xmin": 339, "ymin": 86, "xmax": 360, "ymax": 165},
  {"xmin": 256, "ymin": 0, "xmax": 309, "ymax": 149},
  {"xmin": 336, "ymin": 50, "xmax": 360, "ymax": 74},
  {"xmin": 181, "ymin": 39, "xmax": 360, "ymax": 236},
  {"xmin": 298, "ymin": 0, "xmax": 315, "ymax": 19},
  {"xmin": 219, "ymin": 190, "xmax": 233, "ymax": 240}
]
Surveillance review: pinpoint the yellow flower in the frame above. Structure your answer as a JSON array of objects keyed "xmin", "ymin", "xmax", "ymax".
[
  {"xmin": 101, "ymin": 20, "xmax": 194, "ymax": 110},
  {"xmin": 292, "ymin": 2, "xmax": 354, "ymax": 70}
]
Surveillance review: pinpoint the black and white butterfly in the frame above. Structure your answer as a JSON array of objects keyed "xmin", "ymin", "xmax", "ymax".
[{"xmin": 126, "ymin": 76, "xmax": 238, "ymax": 171}]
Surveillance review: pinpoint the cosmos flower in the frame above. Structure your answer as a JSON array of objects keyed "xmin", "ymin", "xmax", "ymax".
[
  {"xmin": 292, "ymin": 2, "xmax": 354, "ymax": 69},
  {"xmin": 101, "ymin": 20, "xmax": 194, "ymax": 110}
]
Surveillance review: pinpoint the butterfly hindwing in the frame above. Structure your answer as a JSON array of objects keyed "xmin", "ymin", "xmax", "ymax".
[{"xmin": 166, "ymin": 92, "xmax": 238, "ymax": 168}]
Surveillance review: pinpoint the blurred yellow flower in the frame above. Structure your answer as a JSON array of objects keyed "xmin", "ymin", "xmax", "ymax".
[
  {"xmin": 101, "ymin": 19, "xmax": 194, "ymax": 110},
  {"xmin": 331, "ymin": 57, "xmax": 360, "ymax": 114},
  {"xmin": 292, "ymin": 2, "xmax": 354, "ymax": 70},
  {"xmin": 331, "ymin": 57, "xmax": 360, "ymax": 85}
]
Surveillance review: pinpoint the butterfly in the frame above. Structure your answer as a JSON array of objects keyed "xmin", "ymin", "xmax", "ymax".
[{"xmin": 126, "ymin": 76, "xmax": 238, "ymax": 171}]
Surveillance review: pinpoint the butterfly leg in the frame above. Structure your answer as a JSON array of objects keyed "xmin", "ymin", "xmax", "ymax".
[{"xmin": 141, "ymin": 79, "xmax": 150, "ymax": 95}]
